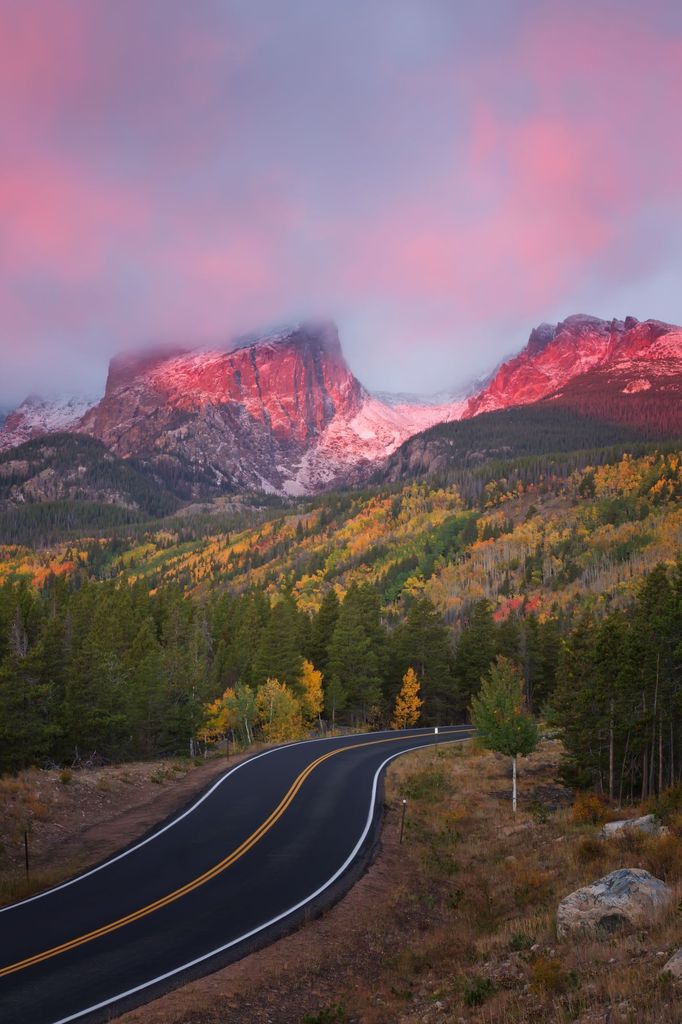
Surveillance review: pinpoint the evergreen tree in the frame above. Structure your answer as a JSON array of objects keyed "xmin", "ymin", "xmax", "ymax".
[
  {"xmin": 453, "ymin": 600, "xmax": 497, "ymax": 716},
  {"xmin": 252, "ymin": 596, "xmax": 304, "ymax": 690},
  {"xmin": 309, "ymin": 588, "xmax": 340, "ymax": 675},
  {"xmin": 550, "ymin": 610, "xmax": 599, "ymax": 789},
  {"xmin": 391, "ymin": 597, "xmax": 454, "ymax": 722},
  {"xmin": 327, "ymin": 585, "xmax": 384, "ymax": 720}
]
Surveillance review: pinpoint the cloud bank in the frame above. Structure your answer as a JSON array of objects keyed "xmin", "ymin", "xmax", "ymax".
[{"xmin": 1, "ymin": 0, "xmax": 682, "ymax": 403}]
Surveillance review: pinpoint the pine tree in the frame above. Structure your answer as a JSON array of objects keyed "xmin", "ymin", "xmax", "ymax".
[
  {"xmin": 323, "ymin": 674, "xmax": 347, "ymax": 729},
  {"xmin": 470, "ymin": 656, "xmax": 539, "ymax": 812},
  {"xmin": 454, "ymin": 600, "xmax": 497, "ymax": 716},
  {"xmin": 252, "ymin": 596, "xmax": 303, "ymax": 689},
  {"xmin": 549, "ymin": 610, "xmax": 599, "ymax": 789},
  {"xmin": 124, "ymin": 619, "xmax": 166, "ymax": 758},
  {"xmin": 391, "ymin": 597, "xmax": 454, "ymax": 722},
  {"xmin": 391, "ymin": 667, "xmax": 423, "ymax": 729},
  {"xmin": 309, "ymin": 589, "xmax": 340, "ymax": 675},
  {"xmin": 327, "ymin": 585, "xmax": 384, "ymax": 720}
]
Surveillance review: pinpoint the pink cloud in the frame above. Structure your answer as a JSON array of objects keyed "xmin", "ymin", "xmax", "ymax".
[
  {"xmin": 1, "ymin": 2, "xmax": 682, "ymax": 399},
  {"xmin": 0, "ymin": 163, "xmax": 146, "ymax": 284},
  {"xmin": 326, "ymin": 7, "xmax": 682, "ymax": 327}
]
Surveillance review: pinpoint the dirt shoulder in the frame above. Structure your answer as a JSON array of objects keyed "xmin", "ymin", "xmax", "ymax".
[
  {"xmin": 116, "ymin": 740, "xmax": 682, "ymax": 1024},
  {"xmin": 4, "ymin": 741, "xmax": 682, "ymax": 1023},
  {"xmin": 0, "ymin": 752, "xmax": 251, "ymax": 905}
]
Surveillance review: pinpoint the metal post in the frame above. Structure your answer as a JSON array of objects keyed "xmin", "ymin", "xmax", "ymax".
[
  {"xmin": 399, "ymin": 799, "xmax": 407, "ymax": 844},
  {"xmin": 24, "ymin": 830, "xmax": 29, "ymax": 881},
  {"xmin": 434, "ymin": 725, "xmax": 439, "ymax": 752}
]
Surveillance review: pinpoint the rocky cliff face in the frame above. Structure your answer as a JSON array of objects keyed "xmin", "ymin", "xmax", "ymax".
[
  {"xmin": 76, "ymin": 321, "xmax": 457, "ymax": 495},
  {"xmin": 463, "ymin": 315, "xmax": 682, "ymax": 418},
  {"xmin": 1, "ymin": 314, "xmax": 680, "ymax": 497}
]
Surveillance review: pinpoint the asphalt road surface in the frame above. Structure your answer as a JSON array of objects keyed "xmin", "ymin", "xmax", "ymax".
[{"xmin": 0, "ymin": 726, "xmax": 472, "ymax": 1024}]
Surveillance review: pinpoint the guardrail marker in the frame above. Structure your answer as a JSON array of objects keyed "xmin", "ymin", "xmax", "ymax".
[{"xmin": 399, "ymin": 799, "xmax": 407, "ymax": 844}]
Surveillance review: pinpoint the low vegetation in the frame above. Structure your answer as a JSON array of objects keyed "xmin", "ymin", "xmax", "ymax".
[{"xmin": 111, "ymin": 739, "xmax": 682, "ymax": 1024}]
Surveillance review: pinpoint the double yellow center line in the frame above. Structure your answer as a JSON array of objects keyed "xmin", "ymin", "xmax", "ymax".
[{"xmin": 0, "ymin": 729, "xmax": 467, "ymax": 978}]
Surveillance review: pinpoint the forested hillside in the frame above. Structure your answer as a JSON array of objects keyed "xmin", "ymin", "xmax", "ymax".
[
  {"xmin": 3, "ymin": 448, "xmax": 679, "ymax": 616},
  {"xmin": 0, "ymin": 447, "xmax": 680, "ymax": 776},
  {"xmin": 377, "ymin": 403, "xmax": 663, "ymax": 486},
  {"xmin": 0, "ymin": 434, "xmax": 181, "ymax": 544}
]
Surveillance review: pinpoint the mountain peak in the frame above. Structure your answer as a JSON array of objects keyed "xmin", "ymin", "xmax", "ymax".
[
  {"xmin": 0, "ymin": 393, "xmax": 98, "ymax": 452},
  {"xmin": 105, "ymin": 346, "xmax": 192, "ymax": 395},
  {"xmin": 2, "ymin": 311, "xmax": 680, "ymax": 494},
  {"xmin": 463, "ymin": 312, "xmax": 682, "ymax": 419},
  {"xmin": 232, "ymin": 319, "xmax": 342, "ymax": 354}
]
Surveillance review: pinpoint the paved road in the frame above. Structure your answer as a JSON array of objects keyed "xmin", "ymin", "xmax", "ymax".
[{"xmin": 0, "ymin": 726, "xmax": 472, "ymax": 1024}]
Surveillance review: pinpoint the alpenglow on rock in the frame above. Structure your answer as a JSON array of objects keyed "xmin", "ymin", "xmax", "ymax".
[
  {"xmin": 556, "ymin": 868, "xmax": 673, "ymax": 939},
  {"xmin": 463, "ymin": 314, "xmax": 682, "ymax": 431},
  {"xmin": 74, "ymin": 321, "xmax": 462, "ymax": 496},
  {"xmin": 1, "ymin": 312, "xmax": 681, "ymax": 495}
]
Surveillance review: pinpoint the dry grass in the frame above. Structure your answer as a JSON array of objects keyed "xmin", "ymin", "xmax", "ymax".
[
  {"xmin": 5, "ymin": 741, "xmax": 682, "ymax": 1023},
  {"xmin": 0, "ymin": 757, "xmax": 220, "ymax": 905},
  {"xmin": 373, "ymin": 742, "xmax": 682, "ymax": 1024},
  {"xmin": 114, "ymin": 739, "xmax": 682, "ymax": 1024}
]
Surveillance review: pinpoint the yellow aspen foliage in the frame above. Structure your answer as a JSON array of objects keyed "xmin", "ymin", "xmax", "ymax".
[
  {"xmin": 197, "ymin": 687, "xmax": 235, "ymax": 744},
  {"xmin": 392, "ymin": 667, "xmax": 423, "ymax": 729},
  {"xmin": 299, "ymin": 659, "xmax": 324, "ymax": 723},
  {"xmin": 256, "ymin": 678, "xmax": 303, "ymax": 743}
]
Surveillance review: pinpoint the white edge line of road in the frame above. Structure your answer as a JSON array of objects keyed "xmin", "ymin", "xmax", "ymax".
[
  {"xmin": 0, "ymin": 727, "xmax": 466, "ymax": 915},
  {"xmin": 50, "ymin": 735, "xmax": 468, "ymax": 1024}
]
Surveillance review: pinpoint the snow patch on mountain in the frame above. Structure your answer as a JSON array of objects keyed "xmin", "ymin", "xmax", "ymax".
[
  {"xmin": 622, "ymin": 379, "xmax": 653, "ymax": 394},
  {"xmin": 281, "ymin": 393, "xmax": 465, "ymax": 495},
  {"xmin": 0, "ymin": 394, "xmax": 98, "ymax": 451}
]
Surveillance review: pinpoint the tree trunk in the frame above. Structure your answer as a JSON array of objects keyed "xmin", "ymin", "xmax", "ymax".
[
  {"xmin": 655, "ymin": 708, "xmax": 659, "ymax": 794},
  {"xmin": 618, "ymin": 728, "xmax": 631, "ymax": 808},
  {"xmin": 609, "ymin": 698, "xmax": 614, "ymax": 803},
  {"xmin": 650, "ymin": 654, "xmax": 659, "ymax": 796},
  {"xmin": 641, "ymin": 744, "xmax": 648, "ymax": 802},
  {"xmin": 512, "ymin": 755, "xmax": 517, "ymax": 814}
]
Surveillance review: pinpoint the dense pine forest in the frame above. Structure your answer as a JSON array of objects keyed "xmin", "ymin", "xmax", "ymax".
[{"xmin": 0, "ymin": 445, "xmax": 680, "ymax": 791}]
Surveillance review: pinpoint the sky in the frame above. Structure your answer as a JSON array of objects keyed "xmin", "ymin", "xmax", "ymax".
[{"xmin": 2, "ymin": 0, "xmax": 682, "ymax": 406}]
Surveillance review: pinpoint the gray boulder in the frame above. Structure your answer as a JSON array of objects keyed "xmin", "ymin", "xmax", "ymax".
[
  {"xmin": 556, "ymin": 868, "xmax": 673, "ymax": 939},
  {"xmin": 662, "ymin": 949, "xmax": 682, "ymax": 979},
  {"xmin": 600, "ymin": 814, "xmax": 661, "ymax": 839}
]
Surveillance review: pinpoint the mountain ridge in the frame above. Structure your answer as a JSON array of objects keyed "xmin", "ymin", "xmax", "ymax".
[{"xmin": 1, "ymin": 313, "xmax": 681, "ymax": 497}]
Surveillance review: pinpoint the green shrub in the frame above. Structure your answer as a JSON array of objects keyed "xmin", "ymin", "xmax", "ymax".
[
  {"xmin": 401, "ymin": 767, "xmax": 451, "ymax": 802},
  {"xmin": 302, "ymin": 1006, "xmax": 347, "ymax": 1024},
  {"xmin": 509, "ymin": 931, "xmax": 534, "ymax": 951},
  {"xmin": 463, "ymin": 976, "xmax": 495, "ymax": 1007}
]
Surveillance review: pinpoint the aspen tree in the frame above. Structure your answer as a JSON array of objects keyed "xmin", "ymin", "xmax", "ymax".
[
  {"xmin": 392, "ymin": 667, "xmax": 423, "ymax": 729},
  {"xmin": 470, "ymin": 656, "xmax": 538, "ymax": 813},
  {"xmin": 299, "ymin": 659, "xmax": 324, "ymax": 725}
]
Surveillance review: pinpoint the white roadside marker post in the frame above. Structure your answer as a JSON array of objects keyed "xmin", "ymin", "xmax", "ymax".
[{"xmin": 400, "ymin": 798, "xmax": 407, "ymax": 844}]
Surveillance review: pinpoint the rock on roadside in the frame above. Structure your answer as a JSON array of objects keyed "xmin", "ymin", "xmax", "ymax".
[
  {"xmin": 600, "ymin": 814, "xmax": 661, "ymax": 839},
  {"xmin": 556, "ymin": 868, "xmax": 673, "ymax": 939},
  {"xmin": 662, "ymin": 949, "xmax": 682, "ymax": 979}
]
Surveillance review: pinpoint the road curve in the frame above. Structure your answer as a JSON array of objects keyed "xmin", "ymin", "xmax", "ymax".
[{"xmin": 0, "ymin": 726, "xmax": 472, "ymax": 1024}]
